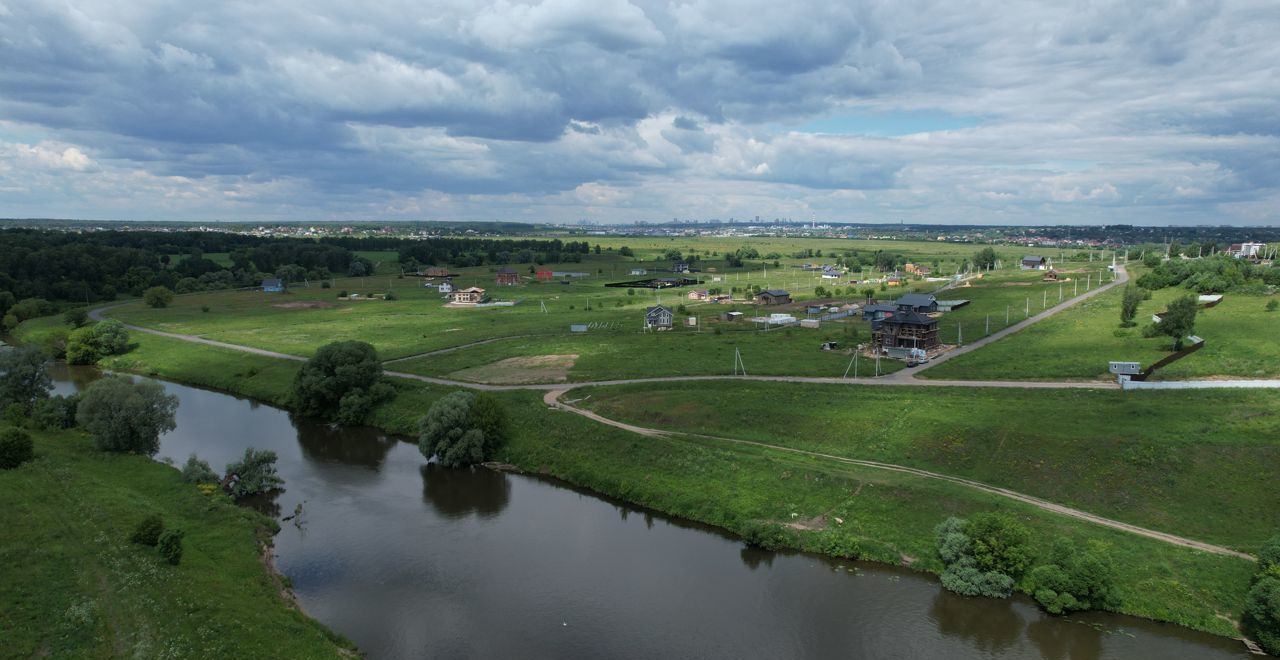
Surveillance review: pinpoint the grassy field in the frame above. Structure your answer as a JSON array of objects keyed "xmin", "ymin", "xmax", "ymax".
[
  {"xmin": 576, "ymin": 380, "xmax": 1280, "ymax": 553},
  {"xmin": 0, "ymin": 426, "xmax": 350, "ymax": 658},
  {"xmin": 21, "ymin": 322, "xmax": 1257, "ymax": 638},
  {"xmin": 926, "ymin": 276, "xmax": 1280, "ymax": 381}
]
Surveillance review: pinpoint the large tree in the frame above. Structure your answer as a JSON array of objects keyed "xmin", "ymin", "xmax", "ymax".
[
  {"xmin": 76, "ymin": 376, "xmax": 178, "ymax": 455},
  {"xmin": 974, "ymin": 247, "xmax": 998, "ymax": 270},
  {"xmin": 292, "ymin": 341, "xmax": 394, "ymax": 425},
  {"xmin": 1157, "ymin": 294, "xmax": 1199, "ymax": 350},
  {"xmin": 418, "ymin": 391, "xmax": 509, "ymax": 468},
  {"xmin": 1119, "ymin": 285, "xmax": 1143, "ymax": 326},
  {"xmin": 0, "ymin": 345, "xmax": 51, "ymax": 412}
]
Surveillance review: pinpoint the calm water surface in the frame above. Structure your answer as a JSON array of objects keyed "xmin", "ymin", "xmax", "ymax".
[{"xmin": 51, "ymin": 366, "xmax": 1248, "ymax": 659}]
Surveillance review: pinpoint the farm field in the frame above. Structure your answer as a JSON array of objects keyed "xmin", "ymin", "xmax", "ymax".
[
  {"xmin": 17, "ymin": 324, "xmax": 1257, "ymax": 639},
  {"xmin": 0, "ymin": 425, "xmax": 349, "ymax": 658},
  {"xmin": 926, "ymin": 276, "xmax": 1280, "ymax": 381},
  {"xmin": 576, "ymin": 380, "xmax": 1280, "ymax": 552}
]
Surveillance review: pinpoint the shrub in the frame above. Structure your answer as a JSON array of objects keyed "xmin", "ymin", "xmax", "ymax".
[
  {"xmin": 223, "ymin": 448, "xmax": 284, "ymax": 499},
  {"xmin": 30, "ymin": 394, "xmax": 79, "ymax": 430},
  {"xmin": 0, "ymin": 428, "xmax": 34, "ymax": 469},
  {"xmin": 201, "ymin": 306, "xmax": 210, "ymax": 313},
  {"xmin": 418, "ymin": 391, "xmax": 509, "ymax": 468},
  {"xmin": 1268, "ymin": 300, "xmax": 1278, "ymax": 312},
  {"xmin": 384, "ymin": 292, "xmax": 397, "ymax": 301},
  {"xmin": 1025, "ymin": 538, "xmax": 1117, "ymax": 614},
  {"xmin": 63, "ymin": 308, "xmax": 90, "ymax": 328},
  {"xmin": 934, "ymin": 515, "xmax": 1016, "ymax": 599},
  {"xmin": 810, "ymin": 531, "xmax": 861, "ymax": 559},
  {"xmin": 3, "ymin": 402, "xmax": 25, "ymax": 427},
  {"xmin": 0, "ymin": 345, "xmax": 52, "ymax": 411},
  {"xmin": 130, "ymin": 514, "xmax": 164, "ymax": 546},
  {"xmin": 143, "ymin": 286, "xmax": 175, "ymax": 309},
  {"xmin": 1245, "ymin": 577, "xmax": 1280, "ymax": 655},
  {"xmin": 740, "ymin": 521, "xmax": 795, "ymax": 551},
  {"xmin": 338, "ymin": 290, "xmax": 348, "ymax": 298},
  {"xmin": 158, "ymin": 529, "xmax": 184, "ymax": 565},
  {"xmin": 181, "ymin": 454, "xmax": 220, "ymax": 484},
  {"xmin": 321, "ymin": 281, "xmax": 331, "ymax": 289},
  {"xmin": 966, "ymin": 511, "xmax": 1033, "ymax": 578}
]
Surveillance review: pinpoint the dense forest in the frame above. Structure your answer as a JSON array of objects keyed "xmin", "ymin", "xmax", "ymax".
[{"xmin": 0, "ymin": 230, "xmax": 593, "ymax": 328}]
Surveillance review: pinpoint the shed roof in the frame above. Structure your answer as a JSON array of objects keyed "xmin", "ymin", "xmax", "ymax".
[
  {"xmin": 896, "ymin": 293, "xmax": 936, "ymax": 307},
  {"xmin": 1022, "ymin": 255, "xmax": 1045, "ymax": 262},
  {"xmin": 759, "ymin": 289, "xmax": 790, "ymax": 297},
  {"xmin": 882, "ymin": 310, "xmax": 938, "ymax": 327}
]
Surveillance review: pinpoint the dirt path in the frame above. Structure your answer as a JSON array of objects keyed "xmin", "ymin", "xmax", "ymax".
[
  {"xmin": 543, "ymin": 389, "xmax": 1254, "ymax": 561},
  {"xmin": 381, "ymin": 334, "xmax": 543, "ymax": 365}
]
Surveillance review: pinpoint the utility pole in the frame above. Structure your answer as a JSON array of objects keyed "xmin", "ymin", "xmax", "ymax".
[
  {"xmin": 985, "ymin": 315, "xmax": 989, "ymax": 336},
  {"xmin": 1005, "ymin": 305, "xmax": 1010, "ymax": 326}
]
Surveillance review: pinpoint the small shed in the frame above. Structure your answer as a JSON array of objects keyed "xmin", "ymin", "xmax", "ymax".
[
  {"xmin": 755, "ymin": 289, "xmax": 791, "ymax": 305},
  {"xmin": 1042, "ymin": 269, "xmax": 1059, "ymax": 281},
  {"xmin": 570, "ymin": 324, "xmax": 588, "ymax": 333},
  {"xmin": 261, "ymin": 278, "xmax": 284, "ymax": 293},
  {"xmin": 496, "ymin": 268, "xmax": 520, "ymax": 285},
  {"xmin": 799, "ymin": 319, "xmax": 820, "ymax": 329},
  {"xmin": 536, "ymin": 270, "xmax": 554, "ymax": 281},
  {"xmin": 1021, "ymin": 255, "xmax": 1048, "ymax": 270},
  {"xmin": 630, "ymin": 268, "xmax": 648, "ymax": 276},
  {"xmin": 645, "ymin": 305, "xmax": 673, "ymax": 330},
  {"xmin": 688, "ymin": 289, "xmax": 710, "ymax": 300},
  {"xmin": 685, "ymin": 317, "xmax": 698, "ymax": 327},
  {"xmin": 721, "ymin": 311, "xmax": 744, "ymax": 321},
  {"xmin": 821, "ymin": 341, "xmax": 839, "ymax": 351}
]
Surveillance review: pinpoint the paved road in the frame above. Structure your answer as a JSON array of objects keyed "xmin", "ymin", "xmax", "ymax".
[{"xmin": 543, "ymin": 388, "xmax": 1254, "ymax": 560}]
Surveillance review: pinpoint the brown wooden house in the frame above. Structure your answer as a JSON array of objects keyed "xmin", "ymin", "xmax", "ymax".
[
  {"xmin": 873, "ymin": 310, "xmax": 940, "ymax": 350},
  {"xmin": 754, "ymin": 289, "xmax": 791, "ymax": 305},
  {"xmin": 495, "ymin": 268, "xmax": 520, "ymax": 285}
]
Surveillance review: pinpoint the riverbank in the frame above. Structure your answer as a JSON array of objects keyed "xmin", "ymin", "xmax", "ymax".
[
  {"xmin": 0, "ymin": 424, "xmax": 353, "ymax": 658},
  {"xmin": 19, "ymin": 319, "xmax": 1259, "ymax": 641}
]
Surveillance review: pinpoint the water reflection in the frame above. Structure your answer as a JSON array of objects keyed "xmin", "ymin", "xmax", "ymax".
[
  {"xmin": 293, "ymin": 415, "xmax": 399, "ymax": 469},
  {"xmin": 420, "ymin": 463, "xmax": 511, "ymax": 519},
  {"xmin": 930, "ymin": 590, "xmax": 1026, "ymax": 654},
  {"xmin": 1027, "ymin": 617, "xmax": 1104, "ymax": 660},
  {"xmin": 739, "ymin": 546, "xmax": 776, "ymax": 571}
]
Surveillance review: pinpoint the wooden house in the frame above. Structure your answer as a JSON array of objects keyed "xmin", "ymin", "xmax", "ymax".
[
  {"xmin": 754, "ymin": 290, "xmax": 791, "ymax": 305},
  {"xmin": 495, "ymin": 268, "xmax": 520, "ymax": 285},
  {"xmin": 425, "ymin": 266, "xmax": 451, "ymax": 277},
  {"xmin": 894, "ymin": 293, "xmax": 938, "ymax": 313},
  {"xmin": 536, "ymin": 270, "xmax": 554, "ymax": 281},
  {"xmin": 687, "ymin": 289, "xmax": 710, "ymax": 301},
  {"xmin": 1020, "ymin": 255, "xmax": 1048, "ymax": 270},
  {"xmin": 873, "ymin": 310, "xmax": 940, "ymax": 351}
]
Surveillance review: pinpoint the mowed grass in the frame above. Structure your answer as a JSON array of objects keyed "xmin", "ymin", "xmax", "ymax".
[
  {"xmin": 0, "ymin": 426, "xmax": 349, "ymax": 658},
  {"xmin": 20, "ymin": 321, "xmax": 1256, "ymax": 638},
  {"xmin": 577, "ymin": 380, "xmax": 1280, "ymax": 552},
  {"xmin": 927, "ymin": 273, "xmax": 1280, "ymax": 381}
]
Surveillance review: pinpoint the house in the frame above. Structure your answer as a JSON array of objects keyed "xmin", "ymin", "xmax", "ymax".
[
  {"xmin": 1021, "ymin": 255, "xmax": 1048, "ymax": 270},
  {"xmin": 904, "ymin": 263, "xmax": 933, "ymax": 276},
  {"xmin": 673, "ymin": 261, "xmax": 690, "ymax": 273},
  {"xmin": 630, "ymin": 268, "xmax": 648, "ymax": 276},
  {"xmin": 755, "ymin": 290, "xmax": 791, "ymax": 305},
  {"xmin": 721, "ymin": 311, "xmax": 743, "ymax": 321},
  {"xmin": 885, "ymin": 272, "xmax": 905, "ymax": 286},
  {"xmin": 535, "ymin": 270, "xmax": 554, "ymax": 281},
  {"xmin": 425, "ymin": 266, "xmax": 450, "ymax": 277},
  {"xmin": 438, "ymin": 280, "xmax": 454, "ymax": 294},
  {"xmin": 687, "ymin": 289, "xmax": 710, "ymax": 301},
  {"xmin": 451, "ymin": 287, "xmax": 487, "ymax": 304},
  {"xmin": 799, "ymin": 319, "xmax": 820, "ymax": 329},
  {"xmin": 1042, "ymin": 269, "xmax": 1059, "ymax": 282},
  {"xmin": 862, "ymin": 303, "xmax": 898, "ymax": 322},
  {"xmin": 495, "ymin": 268, "xmax": 520, "ymax": 285},
  {"xmin": 874, "ymin": 310, "xmax": 940, "ymax": 351},
  {"xmin": 1229, "ymin": 242, "xmax": 1265, "ymax": 258},
  {"xmin": 261, "ymin": 278, "xmax": 284, "ymax": 293},
  {"xmin": 894, "ymin": 293, "xmax": 938, "ymax": 313},
  {"xmin": 645, "ymin": 305, "xmax": 673, "ymax": 330}
]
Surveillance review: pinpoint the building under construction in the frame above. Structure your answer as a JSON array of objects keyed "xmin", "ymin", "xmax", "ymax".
[{"xmin": 872, "ymin": 310, "xmax": 940, "ymax": 351}]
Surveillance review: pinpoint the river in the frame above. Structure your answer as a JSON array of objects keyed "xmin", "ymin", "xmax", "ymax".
[{"xmin": 49, "ymin": 366, "xmax": 1249, "ymax": 659}]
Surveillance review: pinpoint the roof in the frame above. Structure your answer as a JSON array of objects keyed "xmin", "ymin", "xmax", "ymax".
[
  {"xmin": 496, "ymin": 268, "xmax": 518, "ymax": 274},
  {"xmin": 881, "ymin": 310, "xmax": 938, "ymax": 327},
  {"xmin": 457, "ymin": 287, "xmax": 486, "ymax": 293},
  {"xmin": 261, "ymin": 278, "xmax": 282, "ymax": 286},
  {"xmin": 758, "ymin": 289, "xmax": 790, "ymax": 297},
  {"xmin": 1022, "ymin": 255, "xmax": 1046, "ymax": 262},
  {"xmin": 896, "ymin": 293, "xmax": 936, "ymax": 308},
  {"xmin": 646, "ymin": 305, "xmax": 672, "ymax": 316}
]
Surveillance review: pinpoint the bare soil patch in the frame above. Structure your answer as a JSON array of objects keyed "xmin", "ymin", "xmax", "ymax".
[{"xmin": 449, "ymin": 354, "xmax": 579, "ymax": 384}]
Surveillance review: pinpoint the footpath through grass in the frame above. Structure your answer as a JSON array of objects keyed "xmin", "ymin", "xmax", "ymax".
[
  {"xmin": 576, "ymin": 380, "xmax": 1280, "ymax": 552},
  {"xmin": 0, "ymin": 426, "xmax": 350, "ymax": 658}
]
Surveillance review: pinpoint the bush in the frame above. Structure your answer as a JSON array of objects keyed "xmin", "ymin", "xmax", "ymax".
[
  {"xmin": 384, "ymin": 292, "xmax": 397, "ymax": 301},
  {"xmin": 0, "ymin": 345, "xmax": 52, "ymax": 412},
  {"xmin": 143, "ymin": 286, "xmax": 175, "ymax": 309},
  {"xmin": 67, "ymin": 320, "xmax": 131, "ymax": 365},
  {"xmin": 418, "ymin": 391, "xmax": 509, "ymax": 468},
  {"xmin": 2, "ymin": 403, "xmax": 23, "ymax": 426},
  {"xmin": 63, "ymin": 308, "xmax": 89, "ymax": 328},
  {"xmin": 30, "ymin": 394, "xmax": 79, "ymax": 430},
  {"xmin": 1245, "ymin": 577, "xmax": 1280, "ymax": 655},
  {"xmin": 966, "ymin": 511, "xmax": 1033, "ymax": 578},
  {"xmin": 201, "ymin": 306, "xmax": 210, "ymax": 313},
  {"xmin": 1025, "ymin": 538, "xmax": 1117, "ymax": 614},
  {"xmin": 740, "ymin": 521, "xmax": 795, "ymax": 551},
  {"xmin": 158, "ymin": 529, "xmax": 184, "ymax": 565},
  {"xmin": 223, "ymin": 448, "xmax": 284, "ymax": 499},
  {"xmin": 321, "ymin": 281, "xmax": 331, "ymax": 289},
  {"xmin": 76, "ymin": 376, "xmax": 179, "ymax": 456},
  {"xmin": 292, "ymin": 341, "xmax": 394, "ymax": 425},
  {"xmin": 934, "ymin": 515, "xmax": 1017, "ymax": 599},
  {"xmin": 1268, "ymin": 299, "xmax": 1278, "ymax": 312},
  {"xmin": 130, "ymin": 514, "xmax": 164, "ymax": 546},
  {"xmin": 0, "ymin": 428, "xmax": 34, "ymax": 469},
  {"xmin": 181, "ymin": 454, "xmax": 220, "ymax": 484}
]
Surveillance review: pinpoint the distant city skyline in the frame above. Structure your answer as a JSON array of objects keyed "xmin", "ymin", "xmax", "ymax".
[{"xmin": 1, "ymin": 1, "xmax": 1277, "ymax": 225}]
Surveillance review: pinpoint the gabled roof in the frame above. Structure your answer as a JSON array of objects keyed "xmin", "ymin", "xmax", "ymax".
[
  {"xmin": 758, "ymin": 289, "xmax": 790, "ymax": 297},
  {"xmin": 1022, "ymin": 255, "xmax": 1046, "ymax": 262},
  {"xmin": 896, "ymin": 293, "xmax": 936, "ymax": 308},
  {"xmin": 496, "ymin": 268, "xmax": 519, "ymax": 274},
  {"xmin": 457, "ymin": 287, "xmax": 486, "ymax": 293},
  {"xmin": 882, "ymin": 310, "xmax": 938, "ymax": 326},
  {"xmin": 261, "ymin": 278, "xmax": 282, "ymax": 286},
  {"xmin": 646, "ymin": 305, "xmax": 672, "ymax": 316}
]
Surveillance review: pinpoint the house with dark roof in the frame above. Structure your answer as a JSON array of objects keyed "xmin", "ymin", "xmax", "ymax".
[
  {"xmin": 874, "ymin": 310, "xmax": 940, "ymax": 350},
  {"xmin": 754, "ymin": 290, "xmax": 791, "ymax": 305},
  {"xmin": 862, "ymin": 303, "xmax": 898, "ymax": 322},
  {"xmin": 673, "ymin": 261, "xmax": 691, "ymax": 273},
  {"xmin": 894, "ymin": 293, "xmax": 938, "ymax": 313},
  {"xmin": 261, "ymin": 278, "xmax": 283, "ymax": 293},
  {"xmin": 645, "ymin": 305, "xmax": 673, "ymax": 329},
  {"xmin": 1021, "ymin": 255, "xmax": 1048, "ymax": 270}
]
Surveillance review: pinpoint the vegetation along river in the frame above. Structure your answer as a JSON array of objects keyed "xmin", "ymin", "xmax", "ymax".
[{"xmin": 50, "ymin": 365, "xmax": 1250, "ymax": 659}]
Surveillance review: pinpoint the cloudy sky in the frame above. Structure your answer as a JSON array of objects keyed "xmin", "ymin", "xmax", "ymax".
[{"xmin": 1, "ymin": 0, "xmax": 1277, "ymax": 225}]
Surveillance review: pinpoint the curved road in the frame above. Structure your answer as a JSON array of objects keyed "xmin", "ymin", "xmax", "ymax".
[{"xmin": 89, "ymin": 264, "xmax": 1260, "ymax": 559}]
